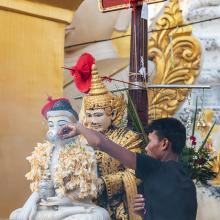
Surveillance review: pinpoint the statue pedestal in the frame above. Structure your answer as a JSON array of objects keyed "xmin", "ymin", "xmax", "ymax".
[{"xmin": 0, "ymin": 0, "xmax": 82, "ymax": 217}]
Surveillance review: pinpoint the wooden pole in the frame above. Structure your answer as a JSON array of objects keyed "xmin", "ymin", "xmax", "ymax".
[{"xmin": 128, "ymin": 4, "xmax": 148, "ymax": 128}]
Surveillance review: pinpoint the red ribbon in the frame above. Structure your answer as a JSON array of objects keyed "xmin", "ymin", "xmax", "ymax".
[
  {"xmin": 102, "ymin": 76, "xmax": 113, "ymax": 82},
  {"xmin": 101, "ymin": 75, "xmax": 147, "ymax": 89}
]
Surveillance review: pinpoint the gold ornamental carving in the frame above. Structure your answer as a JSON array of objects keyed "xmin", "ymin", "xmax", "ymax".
[{"xmin": 148, "ymin": 0, "xmax": 201, "ymax": 121}]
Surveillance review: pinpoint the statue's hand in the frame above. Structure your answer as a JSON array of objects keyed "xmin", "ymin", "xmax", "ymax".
[
  {"xmin": 39, "ymin": 196, "xmax": 72, "ymax": 207},
  {"xmin": 38, "ymin": 179, "xmax": 55, "ymax": 200},
  {"xmin": 97, "ymin": 178, "xmax": 105, "ymax": 195}
]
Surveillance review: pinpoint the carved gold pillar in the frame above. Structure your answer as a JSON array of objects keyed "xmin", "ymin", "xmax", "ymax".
[{"xmin": 0, "ymin": 0, "xmax": 82, "ymax": 217}]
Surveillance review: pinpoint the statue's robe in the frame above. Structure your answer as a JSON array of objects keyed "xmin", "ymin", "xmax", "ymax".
[
  {"xmin": 95, "ymin": 127, "xmax": 143, "ymax": 220},
  {"xmin": 10, "ymin": 140, "xmax": 110, "ymax": 220}
]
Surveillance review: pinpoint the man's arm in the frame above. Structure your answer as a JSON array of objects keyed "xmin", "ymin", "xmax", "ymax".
[{"xmin": 59, "ymin": 123, "xmax": 137, "ymax": 170}]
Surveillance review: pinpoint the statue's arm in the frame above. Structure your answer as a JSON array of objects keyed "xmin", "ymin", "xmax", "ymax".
[
  {"xmin": 10, "ymin": 191, "xmax": 40, "ymax": 220},
  {"xmin": 101, "ymin": 169, "xmax": 137, "ymax": 199},
  {"xmin": 39, "ymin": 195, "xmax": 73, "ymax": 206},
  {"xmin": 102, "ymin": 172, "xmax": 123, "ymax": 200},
  {"xmin": 101, "ymin": 141, "xmax": 141, "ymax": 200}
]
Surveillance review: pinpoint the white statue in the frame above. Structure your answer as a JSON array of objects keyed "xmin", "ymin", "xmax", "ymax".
[{"xmin": 10, "ymin": 97, "xmax": 110, "ymax": 220}]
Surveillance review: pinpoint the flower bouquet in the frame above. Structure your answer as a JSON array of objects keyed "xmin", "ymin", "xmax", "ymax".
[{"xmin": 180, "ymin": 97, "xmax": 217, "ymax": 184}]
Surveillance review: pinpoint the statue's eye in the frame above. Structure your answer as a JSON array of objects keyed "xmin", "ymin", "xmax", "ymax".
[
  {"xmin": 94, "ymin": 113, "xmax": 103, "ymax": 117},
  {"xmin": 48, "ymin": 122, "xmax": 54, "ymax": 128},
  {"xmin": 57, "ymin": 120, "xmax": 68, "ymax": 127},
  {"xmin": 58, "ymin": 123, "xmax": 66, "ymax": 127}
]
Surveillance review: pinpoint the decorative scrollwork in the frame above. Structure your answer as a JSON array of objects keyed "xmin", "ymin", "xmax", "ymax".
[{"xmin": 148, "ymin": 0, "xmax": 201, "ymax": 120}]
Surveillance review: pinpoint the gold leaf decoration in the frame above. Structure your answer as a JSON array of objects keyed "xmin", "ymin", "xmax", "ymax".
[{"xmin": 148, "ymin": 0, "xmax": 201, "ymax": 121}]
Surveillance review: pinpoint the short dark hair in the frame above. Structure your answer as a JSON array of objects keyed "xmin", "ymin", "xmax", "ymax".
[{"xmin": 146, "ymin": 117, "xmax": 186, "ymax": 154}]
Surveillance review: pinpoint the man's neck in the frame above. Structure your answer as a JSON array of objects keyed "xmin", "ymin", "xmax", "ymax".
[{"xmin": 161, "ymin": 152, "xmax": 178, "ymax": 162}]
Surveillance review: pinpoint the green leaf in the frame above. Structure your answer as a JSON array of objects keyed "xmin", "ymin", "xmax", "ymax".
[
  {"xmin": 191, "ymin": 96, "xmax": 198, "ymax": 137},
  {"xmin": 198, "ymin": 121, "xmax": 216, "ymax": 152},
  {"xmin": 126, "ymin": 91, "xmax": 148, "ymax": 144}
]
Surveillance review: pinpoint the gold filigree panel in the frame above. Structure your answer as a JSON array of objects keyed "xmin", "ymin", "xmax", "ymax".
[{"xmin": 148, "ymin": 0, "xmax": 201, "ymax": 121}]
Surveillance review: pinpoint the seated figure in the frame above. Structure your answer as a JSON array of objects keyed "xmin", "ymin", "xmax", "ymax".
[
  {"xmin": 10, "ymin": 97, "xmax": 110, "ymax": 220},
  {"xmin": 79, "ymin": 64, "xmax": 143, "ymax": 220}
]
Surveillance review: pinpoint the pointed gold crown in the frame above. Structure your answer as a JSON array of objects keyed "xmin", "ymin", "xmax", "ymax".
[
  {"xmin": 88, "ymin": 64, "xmax": 109, "ymax": 97},
  {"xmin": 83, "ymin": 64, "xmax": 125, "ymax": 126}
]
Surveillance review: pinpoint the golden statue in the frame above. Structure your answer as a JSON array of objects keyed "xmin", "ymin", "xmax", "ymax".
[{"xmin": 80, "ymin": 64, "xmax": 142, "ymax": 220}]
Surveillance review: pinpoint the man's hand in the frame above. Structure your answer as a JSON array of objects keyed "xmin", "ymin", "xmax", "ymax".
[
  {"xmin": 133, "ymin": 194, "xmax": 146, "ymax": 218},
  {"xmin": 58, "ymin": 124, "xmax": 78, "ymax": 139}
]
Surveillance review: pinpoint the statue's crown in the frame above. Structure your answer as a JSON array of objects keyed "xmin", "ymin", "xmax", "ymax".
[{"xmin": 83, "ymin": 64, "xmax": 125, "ymax": 126}]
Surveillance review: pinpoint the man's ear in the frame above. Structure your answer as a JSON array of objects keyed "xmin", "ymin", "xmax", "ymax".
[
  {"xmin": 111, "ymin": 109, "xmax": 117, "ymax": 121},
  {"xmin": 161, "ymin": 138, "xmax": 169, "ymax": 151}
]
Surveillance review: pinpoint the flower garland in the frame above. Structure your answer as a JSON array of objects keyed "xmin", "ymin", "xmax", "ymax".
[
  {"xmin": 25, "ymin": 141, "xmax": 53, "ymax": 192},
  {"xmin": 25, "ymin": 140, "xmax": 97, "ymax": 199},
  {"xmin": 54, "ymin": 142, "xmax": 97, "ymax": 199}
]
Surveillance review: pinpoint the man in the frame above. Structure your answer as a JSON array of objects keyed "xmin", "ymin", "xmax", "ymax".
[{"xmin": 59, "ymin": 117, "xmax": 197, "ymax": 220}]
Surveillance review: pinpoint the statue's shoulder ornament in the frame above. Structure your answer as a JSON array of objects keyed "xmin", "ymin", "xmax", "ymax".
[{"xmin": 106, "ymin": 127, "xmax": 142, "ymax": 151}]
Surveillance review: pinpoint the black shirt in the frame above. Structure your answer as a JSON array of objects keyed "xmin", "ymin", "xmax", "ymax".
[{"xmin": 136, "ymin": 153, "xmax": 197, "ymax": 220}]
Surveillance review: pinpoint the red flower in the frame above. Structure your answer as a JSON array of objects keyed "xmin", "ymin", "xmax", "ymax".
[
  {"xmin": 195, "ymin": 157, "xmax": 206, "ymax": 165},
  {"xmin": 190, "ymin": 136, "xmax": 197, "ymax": 146},
  {"xmin": 64, "ymin": 53, "xmax": 95, "ymax": 93},
  {"xmin": 190, "ymin": 136, "xmax": 196, "ymax": 141},
  {"xmin": 192, "ymin": 141, "xmax": 197, "ymax": 146}
]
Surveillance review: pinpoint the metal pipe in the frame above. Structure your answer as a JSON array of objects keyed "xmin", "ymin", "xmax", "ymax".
[{"xmin": 73, "ymin": 85, "xmax": 211, "ymax": 100}]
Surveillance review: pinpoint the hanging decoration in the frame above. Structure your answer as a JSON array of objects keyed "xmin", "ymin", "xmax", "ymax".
[{"xmin": 63, "ymin": 53, "xmax": 95, "ymax": 93}]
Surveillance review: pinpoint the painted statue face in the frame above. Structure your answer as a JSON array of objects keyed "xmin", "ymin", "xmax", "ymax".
[
  {"xmin": 85, "ymin": 108, "xmax": 112, "ymax": 133},
  {"xmin": 47, "ymin": 114, "xmax": 76, "ymax": 143}
]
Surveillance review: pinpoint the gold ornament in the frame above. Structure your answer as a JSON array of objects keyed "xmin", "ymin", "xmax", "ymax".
[
  {"xmin": 211, "ymin": 150, "xmax": 220, "ymax": 185},
  {"xmin": 148, "ymin": 0, "xmax": 201, "ymax": 120},
  {"xmin": 83, "ymin": 64, "xmax": 125, "ymax": 126},
  {"xmin": 96, "ymin": 127, "xmax": 142, "ymax": 220}
]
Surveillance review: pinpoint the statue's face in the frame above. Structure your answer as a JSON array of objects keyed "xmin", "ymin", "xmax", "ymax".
[
  {"xmin": 47, "ymin": 114, "xmax": 76, "ymax": 143},
  {"xmin": 85, "ymin": 108, "xmax": 112, "ymax": 133}
]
